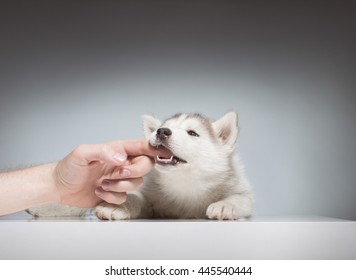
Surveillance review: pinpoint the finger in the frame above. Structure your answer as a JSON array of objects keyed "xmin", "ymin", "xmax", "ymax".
[
  {"xmin": 72, "ymin": 144, "xmax": 127, "ymax": 166},
  {"xmin": 101, "ymin": 178, "xmax": 144, "ymax": 192},
  {"xmin": 109, "ymin": 139, "xmax": 172, "ymax": 158},
  {"xmin": 111, "ymin": 155, "xmax": 154, "ymax": 179},
  {"xmin": 95, "ymin": 187, "xmax": 127, "ymax": 205}
]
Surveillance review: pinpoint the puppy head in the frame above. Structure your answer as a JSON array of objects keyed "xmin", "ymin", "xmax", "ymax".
[{"xmin": 142, "ymin": 112, "xmax": 238, "ymax": 172}]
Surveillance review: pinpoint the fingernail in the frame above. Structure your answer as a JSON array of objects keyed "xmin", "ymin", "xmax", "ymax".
[
  {"xmin": 102, "ymin": 180, "xmax": 110, "ymax": 190},
  {"xmin": 120, "ymin": 168, "xmax": 131, "ymax": 177},
  {"xmin": 113, "ymin": 153, "xmax": 126, "ymax": 163}
]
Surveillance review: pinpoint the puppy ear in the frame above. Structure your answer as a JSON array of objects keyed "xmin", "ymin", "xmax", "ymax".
[
  {"xmin": 142, "ymin": 115, "xmax": 161, "ymax": 139},
  {"xmin": 212, "ymin": 112, "xmax": 238, "ymax": 148}
]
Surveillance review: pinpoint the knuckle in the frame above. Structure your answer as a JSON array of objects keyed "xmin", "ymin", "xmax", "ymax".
[
  {"xmin": 133, "ymin": 165, "xmax": 144, "ymax": 177},
  {"xmin": 74, "ymin": 144, "xmax": 90, "ymax": 155},
  {"xmin": 104, "ymin": 192, "xmax": 127, "ymax": 205},
  {"xmin": 135, "ymin": 156, "xmax": 154, "ymax": 175},
  {"xmin": 101, "ymin": 144, "xmax": 112, "ymax": 156}
]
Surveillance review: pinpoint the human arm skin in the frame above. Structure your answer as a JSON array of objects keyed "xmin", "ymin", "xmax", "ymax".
[
  {"xmin": 0, "ymin": 163, "xmax": 58, "ymax": 216},
  {"xmin": 0, "ymin": 140, "xmax": 170, "ymax": 216}
]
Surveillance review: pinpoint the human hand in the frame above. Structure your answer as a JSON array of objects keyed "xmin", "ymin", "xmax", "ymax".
[{"xmin": 53, "ymin": 139, "xmax": 170, "ymax": 208}]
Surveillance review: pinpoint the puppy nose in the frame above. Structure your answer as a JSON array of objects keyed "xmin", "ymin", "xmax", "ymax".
[{"xmin": 157, "ymin": 127, "xmax": 172, "ymax": 139}]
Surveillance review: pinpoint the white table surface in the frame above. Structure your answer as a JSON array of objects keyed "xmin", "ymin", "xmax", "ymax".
[{"xmin": 1, "ymin": 211, "xmax": 355, "ymax": 260}]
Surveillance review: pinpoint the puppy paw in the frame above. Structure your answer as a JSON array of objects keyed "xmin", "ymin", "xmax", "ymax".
[
  {"xmin": 206, "ymin": 201, "xmax": 238, "ymax": 220},
  {"xmin": 95, "ymin": 202, "xmax": 131, "ymax": 220}
]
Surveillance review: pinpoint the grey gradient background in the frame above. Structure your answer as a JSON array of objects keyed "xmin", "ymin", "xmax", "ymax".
[{"xmin": 0, "ymin": 0, "xmax": 355, "ymax": 220}]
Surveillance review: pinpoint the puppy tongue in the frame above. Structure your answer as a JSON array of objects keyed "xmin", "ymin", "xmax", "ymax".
[{"xmin": 155, "ymin": 145, "xmax": 173, "ymax": 159}]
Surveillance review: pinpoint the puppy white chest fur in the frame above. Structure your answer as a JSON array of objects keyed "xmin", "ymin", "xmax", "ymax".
[{"xmin": 149, "ymin": 170, "xmax": 213, "ymax": 201}]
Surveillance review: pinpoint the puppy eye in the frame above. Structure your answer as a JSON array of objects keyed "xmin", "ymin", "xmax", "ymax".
[{"xmin": 187, "ymin": 130, "xmax": 199, "ymax": 137}]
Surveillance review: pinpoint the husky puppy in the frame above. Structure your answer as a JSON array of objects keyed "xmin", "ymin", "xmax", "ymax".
[{"xmin": 95, "ymin": 112, "xmax": 253, "ymax": 220}]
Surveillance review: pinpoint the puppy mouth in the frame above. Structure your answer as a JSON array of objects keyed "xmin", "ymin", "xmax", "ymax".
[
  {"xmin": 156, "ymin": 155, "xmax": 188, "ymax": 165},
  {"xmin": 155, "ymin": 145, "xmax": 187, "ymax": 166}
]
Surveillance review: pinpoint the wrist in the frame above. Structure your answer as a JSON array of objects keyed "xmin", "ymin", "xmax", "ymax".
[{"xmin": 35, "ymin": 162, "xmax": 61, "ymax": 206}]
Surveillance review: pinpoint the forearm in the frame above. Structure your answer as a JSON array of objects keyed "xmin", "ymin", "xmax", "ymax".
[{"xmin": 0, "ymin": 163, "xmax": 60, "ymax": 216}]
